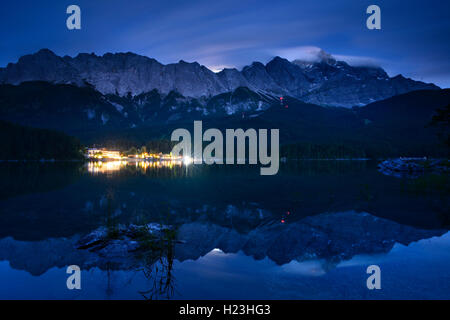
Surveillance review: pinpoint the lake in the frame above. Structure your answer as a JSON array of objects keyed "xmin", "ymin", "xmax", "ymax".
[{"xmin": 0, "ymin": 160, "xmax": 449, "ymax": 299}]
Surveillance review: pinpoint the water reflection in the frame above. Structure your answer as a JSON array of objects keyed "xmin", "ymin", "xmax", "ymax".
[
  {"xmin": 0, "ymin": 161, "xmax": 448, "ymax": 299},
  {"xmin": 1, "ymin": 228, "xmax": 449, "ymax": 299},
  {"xmin": 86, "ymin": 160, "xmax": 184, "ymax": 175},
  {"xmin": 138, "ymin": 247, "xmax": 175, "ymax": 300}
]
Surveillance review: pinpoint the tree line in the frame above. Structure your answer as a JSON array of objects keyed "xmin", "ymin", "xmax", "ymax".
[{"xmin": 0, "ymin": 120, "xmax": 84, "ymax": 160}]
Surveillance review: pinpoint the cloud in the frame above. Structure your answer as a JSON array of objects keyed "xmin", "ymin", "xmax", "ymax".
[
  {"xmin": 271, "ymin": 46, "xmax": 383, "ymax": 67},
  {"xmin": 207, "ymin": 65, "xmax": 234, "ymax": 73},
  {"xmin": 271, "ymin": 46, "xmax": 324, "ymax": 62},
  {"xmin": 333, "ymin": 54, "xmax": 383, "ymax": 67}
]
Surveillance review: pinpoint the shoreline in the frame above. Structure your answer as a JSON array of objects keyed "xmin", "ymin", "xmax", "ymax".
[{"xmin": 0, "ymin": 157, "xmax": 448, "ymax": 163}]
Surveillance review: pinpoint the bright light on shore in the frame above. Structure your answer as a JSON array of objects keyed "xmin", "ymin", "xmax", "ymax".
[{"xmin": 183, "ymin": 156, "xmax": 193, "ymax": 165}]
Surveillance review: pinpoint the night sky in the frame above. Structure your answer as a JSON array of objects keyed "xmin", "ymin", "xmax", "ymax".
[{"xmin": 1, "ymin": 0, "xmax": 449, "ymax": 87}]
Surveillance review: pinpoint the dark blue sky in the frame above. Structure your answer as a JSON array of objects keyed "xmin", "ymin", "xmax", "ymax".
[{"xmin": 1, "ymin": 0, "xmax": 449, "ymax": 87}]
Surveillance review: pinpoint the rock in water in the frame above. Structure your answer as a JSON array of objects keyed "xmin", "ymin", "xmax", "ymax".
[
  {"xmin": 76, "ymin": 223, "xmax": 174, "ymax": 255},
  {"xmin": 378, "ymin": 158, "xmax": 449, "ymax": 178}
]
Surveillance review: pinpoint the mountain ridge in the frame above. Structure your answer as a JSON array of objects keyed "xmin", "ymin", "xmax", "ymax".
[
  {"xmin": 0, "ymin": 48, "xmax": 439, "ymax": 108},
  {"xmin": 1, "ymin": 79, "xmax": 447, "ymax": 157}
]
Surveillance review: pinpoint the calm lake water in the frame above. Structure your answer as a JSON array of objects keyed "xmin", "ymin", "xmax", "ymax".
[{"xmin": 0, "ymin": 160, "xmax": 449, "ymax": 299}]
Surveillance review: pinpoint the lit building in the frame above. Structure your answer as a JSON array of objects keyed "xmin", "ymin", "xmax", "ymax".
[{"xmin": 86, "ymin": 148, "xmax": 122, "ymax": 159}]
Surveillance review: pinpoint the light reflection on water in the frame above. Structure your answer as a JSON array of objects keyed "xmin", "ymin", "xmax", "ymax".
[
  {"xmin": 86, "ymin": 160, "xmax": 184, "ymax": 175},
  {"xmin": 0, "ymin": 161, "xmax": 448, "ymax": 299}
]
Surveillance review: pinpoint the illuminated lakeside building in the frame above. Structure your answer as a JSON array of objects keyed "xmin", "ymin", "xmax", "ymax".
[
  {"xmin": 86, "ymin": 148, "xmax": 183, "ymax": 161},
  {"xmin": 86, "ymin": 148, "xmax": 122, "ymax": 160}
]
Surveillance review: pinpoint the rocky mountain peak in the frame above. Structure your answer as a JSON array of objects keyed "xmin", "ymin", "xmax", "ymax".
[
  {"xmin": 0, "ymin": 49, "xmax": 440, "ymax": 107},
  {"xmin": 316, "ymin": 49, "xmax": 336, "ymax": 64}
]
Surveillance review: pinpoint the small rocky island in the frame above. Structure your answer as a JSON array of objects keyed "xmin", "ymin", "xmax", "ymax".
[
  {"xmin": 378, "ymin": 158, "xmax": 449, "ymax": 178},
  {"xmin": 76, "ymin": 223, "xmax": 179, "ymax": 258}
]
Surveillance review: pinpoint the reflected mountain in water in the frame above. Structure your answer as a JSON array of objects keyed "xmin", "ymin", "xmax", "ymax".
[
  {"xmin": 0, "ymin": 210, "xmax": 445, "ymax": 277},
  {"xmin": 175, "ymin": 211, "xmax": 446, "ymax": 265},
  {"xmin": 0, "ymin": 161, "xmax": 448, "ymax": 241},
  {"xmin": 0, "ymin": 160, "xmax": 448, "ymax": 299}
]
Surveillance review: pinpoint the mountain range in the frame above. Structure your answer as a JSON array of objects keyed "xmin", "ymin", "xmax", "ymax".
[
  {"xmin": 0, "ymin": 211, "xmax": 445, "ymax": 276},
  {"xmin": 0, "ymin": 48, "xmax": 439, "ymax": 108},
  {"xmin": 0, "ymin": 49, "xmax": 448, "ymax": 157}
]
